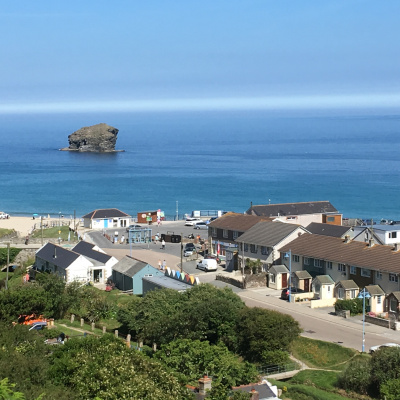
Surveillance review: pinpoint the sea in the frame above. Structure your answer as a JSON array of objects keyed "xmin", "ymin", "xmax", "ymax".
[{"xmin": 1, "ymin": 109, "xmax": 400, "ymax": 221}]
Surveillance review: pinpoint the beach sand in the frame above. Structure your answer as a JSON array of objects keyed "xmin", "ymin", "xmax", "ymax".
[{"xmin": 0, "ymin": 216, "xmax": 61, "ymax": 237}]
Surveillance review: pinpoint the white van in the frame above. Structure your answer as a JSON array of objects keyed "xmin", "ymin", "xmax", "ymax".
[{"xmin": 196, "ymin": 259, "xmax": 218, "ymax": 272}]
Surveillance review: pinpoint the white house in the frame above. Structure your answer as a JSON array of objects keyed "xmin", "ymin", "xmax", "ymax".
[
  {"xmin": 82, "ymin": 208, "xmax": 131, "ymax": 230},
  {"xmin": 353, "ymin": 224, "xmax": 400, "ymax": 246}
]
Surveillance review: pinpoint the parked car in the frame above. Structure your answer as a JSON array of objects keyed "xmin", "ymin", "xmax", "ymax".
[
  {"xmin": 29, "ymin": 321, "xmax": 47, "ymax": 331},
  {"xmin": 184, "ymin": 249, "xmax": 194, "ymax": 257},
  {"xmin": 281, "ymin": 287, "xmax": 304, "ymax": 300},
  {"xmin": 126, "ymin": 224, "xmax": 142, "ymax": 231},
  {"xmin": 0, "ymin": 212, "xmax": 10, "ymax": 219},
  {"xmin": 185, "ymin": 218, "xmax": 203, "ymax": 226},
  {"xmin": 369, "ymin": 343, "xmax": 400, "ymax": 353},
  {"xmin": 184, "ymin": 243, "xmax": 196, "ymax": 252},
  {"xmin": 196, "ymin": 259, "xmax": 218, "ymax": 272},
  {"xmin": 194, "ymin": 222, "xmax": 208, "ymax": 230}
]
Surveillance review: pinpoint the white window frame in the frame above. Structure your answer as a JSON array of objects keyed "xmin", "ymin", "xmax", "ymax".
[
  {"xmin": 350, "ymin": 289, "xmax": 356, "ymax": 299},
  {"xmin": 376, "ymin": 271, "xmax": 382, "ymax": 280},
  {"xmin": 389, "ymin": 232, "xmax": 397, "ymax": 239},
  {"xmin": 269, "ymin": 273, "xmax": 276, "ymax": 284},
  {"xmin": 304, "ymin": 257, "xmax": 310, "ymax": 265},
  {"xmin": 223, "ymin": 229, "xmax": 228, "ymax": 238},
  {"xmin": 250, "ymin": 244, "xmax": 257, "ymax": 254},
  {"xmin": 338, "ymin": 288, "xmax": 344, "ymax": 299},
  {"xmin": 377, "ymin": 295, "xmax": 382, "ymax": 304},
  {"xmin": 350, "ymin": 266, "xmax": 356, "ymax": 275},
  {"xmin": 326, "ymin": 261, "xmax": 332, "ymax": 270},
  {"xmin": 338, "ymin": 263, "xmax": 346, "ymax": 272},
  {"xmin": 261, "ymin": 246, "xmax": 268, "ymax": 255},
  {"xmin": 244, "ymin": 243, "xmax": 248, "ymax": 252},
  {"xmin": 389, "ymin": 273, "xmax": 398, "ymax": 283},
  {"xmin": 292, "ymin": 254, "xmax": 299, "ymax": 263},
  {"xmin": 212, "ymin": 228, "xmax": 217, "ymax": 237},
  {"xmin": 233, "ymin": 231, "xmax": 239, "ymax": 239},
  {"xmin": 361, "ymin": 268, "xmax": 371, "ymax": 277},
  {"xmin": 314, "ymin": 259, "xmax": 323, "ymax": 268}
]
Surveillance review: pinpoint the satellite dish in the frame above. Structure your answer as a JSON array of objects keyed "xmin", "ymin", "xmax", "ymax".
[{"xmin": 141, "ymin": 214, "xmax": 146, "ymax": 218}]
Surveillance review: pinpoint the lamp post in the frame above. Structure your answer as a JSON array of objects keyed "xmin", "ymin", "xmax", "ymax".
[
  {"xmin": 5, "ymin": 242, "xmax": 10, "ymax": 290},
  {"xmin": 358, "ymin": 288, "xmax": 371, "ymax": 353},
  {"xmin": 284, "ymin": 250, "xmax": 292, "ymax": 302}
]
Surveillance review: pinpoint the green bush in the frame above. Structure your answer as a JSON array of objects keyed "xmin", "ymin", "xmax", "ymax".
[
  {"xmin": 337, "ymin": 357, "xmax": 371, "ymax": 394},
  {"xmin": 334, "ymin": 298, "xmax": 363, "ymax": 316}
]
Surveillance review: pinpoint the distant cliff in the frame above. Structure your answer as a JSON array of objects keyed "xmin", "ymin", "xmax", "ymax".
[{"xmin": 60, "ymin": 123, "xmax": 123, "ymax": 152}]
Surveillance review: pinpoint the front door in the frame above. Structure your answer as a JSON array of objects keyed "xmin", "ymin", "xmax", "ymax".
[
  {"xmin": 93, "ymin": 269, "xmax": 103, "ymax": 283},
  {"xmin": 282, "ymin": 273, "xmax": 287, "ymax": 288},
  {"xmin": 304, "ymin": 279, "xmax": 310, "ymax": 292}
]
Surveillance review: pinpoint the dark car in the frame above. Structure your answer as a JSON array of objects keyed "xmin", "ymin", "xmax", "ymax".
[
  {"xmin": 184, "ymin": 243, "xmax": 196, "ymax": 252},
  {"xmin": 281, "ymin": 287, "xmax": 303, "ymax": 300}
]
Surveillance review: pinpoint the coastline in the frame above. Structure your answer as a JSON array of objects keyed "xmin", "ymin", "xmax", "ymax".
[{"xmin": 0, "ymin": 216, "xmax": 68, "ymax": 237}]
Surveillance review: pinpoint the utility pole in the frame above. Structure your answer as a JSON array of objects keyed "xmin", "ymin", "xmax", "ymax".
[
  {"xmin": 5, "ymin": 242, "xmax": 10, "ymax": 290},
  {"xmin": 41, "ymin": 216, "xmax": 44, "ymax": 246},
  {"xmin": 180, "ymin": 232, "xmax": 183, "ymax": 273}
]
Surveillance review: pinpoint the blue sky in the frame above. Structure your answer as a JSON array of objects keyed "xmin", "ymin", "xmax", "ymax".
[{"xmin": 1, "ymin": 1, "xmax": 400, "ymax": 113}]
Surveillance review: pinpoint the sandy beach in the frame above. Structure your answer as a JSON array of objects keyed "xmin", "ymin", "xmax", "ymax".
[{"xmin": 0, "ymin": 216, "xmax": 65, "ymax": 237}]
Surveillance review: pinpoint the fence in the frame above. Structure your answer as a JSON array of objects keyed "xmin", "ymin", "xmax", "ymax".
[{"xmin": 257, "ymin": 362, "xmax": 299, "ymax": 376}]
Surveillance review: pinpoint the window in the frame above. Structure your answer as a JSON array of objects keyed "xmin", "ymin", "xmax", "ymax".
[
  {"xmin": 338, "ymin": 263, "xmax": 346, "ymax": 272},
  {"xmin": 292, "ymin": 255, "xmax": 299, "ymax": 262},
  {"xmin": 269, "ymin": 274, "xmax": 276, "ymax": 284},
  {"xmin": 212, "ymin": 228, "xmax": 217, "ymax": 237},
  {"xmin": 304, "ymin": 257, "xmax": 310, "ymax": 265},
  {"xmin": 326, "ymin": 261, "xmax": 332, "ymax": 270},
  {"xmin": 143, "ymin": 274, "xmax": 153, "ymax": 277},
  {"xmin": 361, "ymin": 268, "xmax": 371, "ymax": 277},
  {"xmin": 376, "ymin": 271, "xmax": 382, "ymax": 280},
  {"xmin": 261, "ymin": 246, "xmax": 268, "ymax": 255},
  {"xmin": 350, "ymin": 289, "xmax": 356, "ymax": 299},
  {"xmin": 377, "ymin": 295, "xmax": 382, "ymax": 304},
  {"xmin": 314, "ymin": 259, "xmax": 323, "ymax": 268},
  {"xmin": 390, "ymin": 299, "xmax": 397, "ymax": 312},
  {"xmin": 327, "ymin": 286, "xmax": 331, "ymax": 292},
  {"xmin": 389, "ymin": 274, "xmax": 399, "ymax": 283},
  {"xmin": 389, "ymin": 232, "xmax": 397, "ymax": 239},
  {"xmin": 327, "ymin": 216, "xmax": 335, "ymax": 222},
  {"xmin": 338, "ymin": 288, "xmax": 344, "ymax": 299},
  {"xmin": 244, "ymin": 243, "xmax": 248, "ymax": 252},
  {"xmin": 350, "ymin": 266, "xmax": 356, "ymax": 275},
  {"xmin": 233, "ymin": 231, "xmax": 239, "ymax": 239},
  {"xmin": 223, "ymin": 229, "xmax": 228, "ymax": 238},
  {"xmin": 250, "ymin": 244, "xmax": 257, "ymax": 253}
]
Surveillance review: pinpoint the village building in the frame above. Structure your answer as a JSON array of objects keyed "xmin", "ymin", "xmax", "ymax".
[{"xmin": 82, "ymin": 208, "xmax": 131, "ymax": 230}]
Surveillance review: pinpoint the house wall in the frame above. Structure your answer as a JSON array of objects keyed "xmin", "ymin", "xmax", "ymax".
[
  {"xmin": 66, "ymin": 256, "xmax": 93, "ymax": 283},
  {"xmin": 112, "ymin": 270, "xmax": 134, "ymax": 292},
  {"xmin": 35, "ymin": 256, "xmax": 67, "ymax": 280},
  {"xmin": 348, "ymin": 267, "xmax": 374, "ymax": 288},
  {"xmin": 276, "ymin": 214, "xmax": 323, "ymax": 226},
  {"xmin": 376, "ymin": 273, "xmax": 399, "ymax": 294},
  {"xmin": 369, "ymin": 295, "xmax": 384, "ymax": 314},
  {"xmin": 313, "ymin": 281, "xmax": 334, "ymax": 299},
  {"xmin": 133, "ymin": 265, "xmax": 164, "ymax": 295},
  {"xmin": 268, "ymin": 272, "xmax": 287, "ymax": 290},
  {"xmin": 322, "ymin": 214, "xmax": 343, "ymax": 225}
]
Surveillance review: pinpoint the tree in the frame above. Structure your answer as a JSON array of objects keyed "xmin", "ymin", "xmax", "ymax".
[
  {"xmin": 48, "ymin": 334, "xmax": 190, "ymax": 400},
  {"xmin": 236, "ymin": 307, "xmax": 300, "ymax": 364},
  {"xmin": 337, "ymin": 357, "xmax": 371, "ymax": 395},
  {"xmin": 380, "ymin": 379, "xmax": 400, "ymax": 400},
  {"xmin": 371, "ymin": 347, "xmax": 400, "ymax": 391},
  {"xmin": 154, "ymin": 339, "xmax": 258, "ymax": 388}
]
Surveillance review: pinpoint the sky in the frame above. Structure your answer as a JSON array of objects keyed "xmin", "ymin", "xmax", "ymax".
[{"xmin": 1, "ymin": 1, "xmax": 400, "ymax": 113}]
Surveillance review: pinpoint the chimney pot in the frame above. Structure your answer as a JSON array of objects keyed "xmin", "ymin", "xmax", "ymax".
[{"xmin": 369, "ymin": 238, "xmax": 374, "ymax": 247}]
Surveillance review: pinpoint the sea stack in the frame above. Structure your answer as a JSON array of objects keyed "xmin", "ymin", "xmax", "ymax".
[{"xmin": 60, "ymin": 123, "xmax": 123, "ymax": 152}]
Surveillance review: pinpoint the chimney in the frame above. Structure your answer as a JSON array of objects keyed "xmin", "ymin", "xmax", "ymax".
[
  {"xmin": 53, "ymin": 247, "xmax": 57, "ymax": 259},
  {"xmin": 368, "ymin": 238, "xmax": 375, "ymax": 247},
  {"xmin": 250, "ymin": 389, "xmax": 260, "ymax": 400},
  {"xmin": 393, "ymin": 243, "xmax": 400, "ymax": 252},
  {"xmin": 198, "ymin": 376, "xmax": 212, "ymax": 395},
  {"xmin": 344, "ymin": 235, "xmax": 351, "ymax": 243}
]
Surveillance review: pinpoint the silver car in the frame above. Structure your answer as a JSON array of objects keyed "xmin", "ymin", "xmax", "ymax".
[{"xmin": 194, "ymin": 222, "xmax": 208, "ymax": 229}]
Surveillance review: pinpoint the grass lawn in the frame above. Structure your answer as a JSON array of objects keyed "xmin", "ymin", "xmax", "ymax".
[
  {"xmin": 0, "ymin": 228, "xmax": 15, "ymax": 239},
  {"xmin": 30, "ymin": 225, "xmax": 75, "ymax": 241},
  {"xmin": 291, "ymin": 337, "xmax": 357, "ymax": 370}
]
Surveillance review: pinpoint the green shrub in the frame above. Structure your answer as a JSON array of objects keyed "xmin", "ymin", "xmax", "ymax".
[{"xmin": 334, "ymin": 298, "xmax": 363, "ymax": 316}]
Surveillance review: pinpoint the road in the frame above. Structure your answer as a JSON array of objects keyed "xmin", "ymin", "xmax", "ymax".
[{"xmin": 88, "ymin": 222, "xmax": 400, "ymax": 353}]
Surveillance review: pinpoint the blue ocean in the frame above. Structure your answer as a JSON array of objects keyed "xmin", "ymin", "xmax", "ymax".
[{"xmin": 1, "ymin": 110, "xmax": 400, "ymax": 221}]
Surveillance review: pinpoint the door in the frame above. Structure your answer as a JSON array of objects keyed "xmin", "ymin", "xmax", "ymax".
[
  {"xmin": 104, "ymin": 219, "xmax": 108, "ymax": 228},
  {"xmin": 282, "ymin": 273, "xmax": 287, "ymax": 288},
  {"xmin": 304, "ymin": 279, "xmax": 310, "ymax": 292}
]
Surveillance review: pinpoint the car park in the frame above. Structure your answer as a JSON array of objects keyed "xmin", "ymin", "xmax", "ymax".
[
  {"xmin": 185, "ymin": 218, "xmax": 203, "ymax": 226},
  {"xmin": 196, "ymin": 259, "xmax": 218, "ymax": 272},
  {"xmin": 126, "ymin": 224, "xmax": 142, "ymax": 231},
  {"xmin": 369, "ymin": 343, "xmax": 400, "ymax": 353},
  {"xmin": 194, "ymin": 222, "xmax": 208, "ymax": 229}
]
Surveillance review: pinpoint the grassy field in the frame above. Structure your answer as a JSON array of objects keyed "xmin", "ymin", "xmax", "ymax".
[
  {"xmin": 30, "ymin": 225, "xmax": 75, "ymax": 241},
  {"xmin": 0, "ymin": 228, "xmax": 15, "ymax": 239},
  {"xmin": 291, "ymin": 336, "xmax": 357, "ymax": 371}
]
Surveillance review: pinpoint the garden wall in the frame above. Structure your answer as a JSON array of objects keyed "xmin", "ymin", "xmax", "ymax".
[
  {"xmin": 310, "ymin": 298, "xmax": 336, "ymax": 308},
  {"xmin": 365, "ymin": 315, "xmax": 390, "ymax": 329}
]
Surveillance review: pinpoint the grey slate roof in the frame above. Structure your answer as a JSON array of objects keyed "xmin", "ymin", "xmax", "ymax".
[
  {"xmin": 143, "ymin": 275, "xmax": 192, "ymax": 291},
  {"xmin": 295, "ymin": 270, "xmax": 312, "ymax": 279},
  {"xmin": 269, "ymin": 265, "xmax": 289, "ymax": 274},
  {"xmin": 72, "ymin": 241, "xmax": 111, "ymax": 264},
  {"xmin": 36, "ymin": 243, "xmax": 80, "ymax": 270},
  {"xmin": 366, "ymin": 285, "xmax": 385, "ymax": 296},
  {"xmin": 336, "ymin": 280, "xmax": 358, "ymax": 290},
  {"xmin": 246, "ymin": 201, "xmax": 338, "ymax": 217},
  {"xmin": 232, "ymin": 382, "xmax": 279, "ymax": 399},
  {"xmin": 112, "ymin": 256, "xmax": 150, "ymax": 277},
  {"xmin": 306, "ymin": 222, "xmax": 351, "ymax": 238},
  {"xmin": 82, "ymin": 208, "xmax": 130, "ymax": 219},
  {"xmin": 313, "ymin": 275, "xmax": 335, "ymax": 285},
  {"xmin": 234, "ymin": 221, "xmax": 303, "ymax": 246}
]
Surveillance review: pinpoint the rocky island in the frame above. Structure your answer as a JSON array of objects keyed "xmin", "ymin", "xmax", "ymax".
[{"xmin": 60, "ymin": 123, "xmax": 123, "ymax": 152}]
